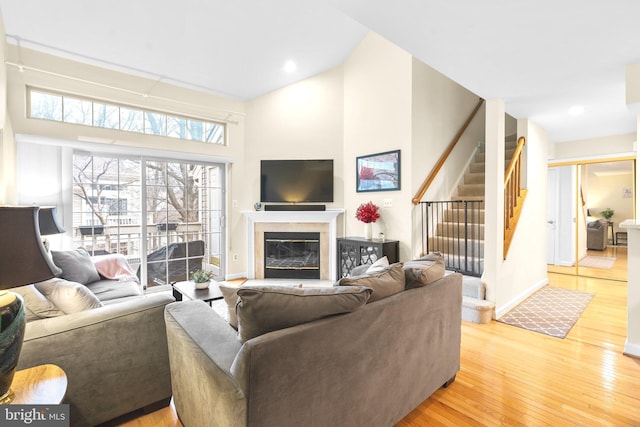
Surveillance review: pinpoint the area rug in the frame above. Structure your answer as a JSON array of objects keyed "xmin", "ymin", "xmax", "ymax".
[
  {"xmin": 498, "ymin": 286, "xmax": 594, "ymax": 338},
  {"xmin": 578, "ymin": 255, "xmax": 616, "ymax": 269}
]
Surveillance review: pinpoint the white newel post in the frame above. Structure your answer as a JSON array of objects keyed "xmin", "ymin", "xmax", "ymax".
[{"xmin": 620, "ymin": 220, "xmax": 640, "ymax": 357}]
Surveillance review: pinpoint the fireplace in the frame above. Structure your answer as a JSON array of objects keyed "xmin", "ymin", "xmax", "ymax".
[
  {"xmin": 264, "ymin": 232, "xmax": 320, "ymax": 279},
  {"xmin": 243, "ymin": 209, "xmax": 344, "ymax": 280}
]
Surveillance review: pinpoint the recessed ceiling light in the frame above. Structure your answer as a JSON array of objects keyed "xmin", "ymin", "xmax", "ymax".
[
  {"xmin": 283, "ymin": 60, "xmax": 297, "ymax": 73},
  {"xmin": 568, "ymin": 105, "xmax": 585, "ymax": 116}
]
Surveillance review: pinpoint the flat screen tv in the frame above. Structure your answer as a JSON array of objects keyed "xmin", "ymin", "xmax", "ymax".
[{"xmin": 260, "ymin": 159, "xmax": 334, "ymax": 203}]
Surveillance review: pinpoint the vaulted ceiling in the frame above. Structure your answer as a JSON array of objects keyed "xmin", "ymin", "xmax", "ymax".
[{"xmin": 2, "ymin": 0, "xmax": 639, "ymax": 143}]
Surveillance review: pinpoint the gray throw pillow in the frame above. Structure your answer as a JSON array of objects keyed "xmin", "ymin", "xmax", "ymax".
[
  {"xmin": 403, "ymin": 253, "xmax": 446, "ymax": 289},
  {"xmin": 51, "ymin": 248, "xmax": 101, "ymax": 285},
  {"xmin": 236, "ymin": 285, "xmax": 372, "ymax": 343},
  {"xmin": 218, "ymin": 283, "xmax": 241, "ymax": 330},
  {"xmin": 337, "ymin": 262, "xmax": 405, "ymax": 302},
  {"xmin": 35, "ymin": 278, "xmax": 103, "ymax": 314},
  {"xmin": 12, "ymin": 284, "xmax": 65, "ymax": 321}
]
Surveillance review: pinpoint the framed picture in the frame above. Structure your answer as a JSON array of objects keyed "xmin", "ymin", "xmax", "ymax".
[{"xmin": 356, "ymin": 149, "xmax": 401, "ymax": 192}]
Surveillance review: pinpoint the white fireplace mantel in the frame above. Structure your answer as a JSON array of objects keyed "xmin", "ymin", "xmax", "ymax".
[{"xmin": 243, "ymin": 209, "xmax": 344, "ymax": 280}]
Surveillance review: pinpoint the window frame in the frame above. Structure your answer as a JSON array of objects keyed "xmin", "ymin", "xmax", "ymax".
[{"xmin": 27, "ymin": 86, "xmax": 227, "ymax": 145}]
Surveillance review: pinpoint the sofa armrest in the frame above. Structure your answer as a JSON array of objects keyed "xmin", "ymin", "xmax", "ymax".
[
  {"xmin": 18, "ymin": 292, "xmax": 175, "ymax": 427},
  {"xmin": 164, "ymin": 300, "xmax": 246, "ymax": 427}
]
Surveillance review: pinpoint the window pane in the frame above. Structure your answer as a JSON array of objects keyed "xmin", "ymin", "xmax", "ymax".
[
  {"xmin": 93, "ymin": 103, "xmax": 119, "ymax": 129},
  {"xmin": 30, "ymin": 91, "xmax": 62, "ymax": 121},
  {"xmin": 63, "ymin": 97, "xmax": 92, "ymax": 125},
  {"xmin": 167, "ymin": 116, "xmax": 187, "ymax": 139},
  {"xmin": 205, "ymin": 122, "xmax": 224, "ymax": 144},
  {"xmin": 120, "ymin": 107, "xmax": 144, "ymax": 133},
  {"xmin": 187, "ymin": 120, "xmax": 204, "ymax": 141},
  {"xmin": 145, "ymin": 112, "xmax": 166, "ymax": 136}
]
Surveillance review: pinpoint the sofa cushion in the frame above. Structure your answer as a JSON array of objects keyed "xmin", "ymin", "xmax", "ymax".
[
  {"xmin": 219, "ymin": 283, "xmax": 241, "ymax": 330},
  {"xmin": 85, "ymin": 279, "xmax": 143, "ymax": 302},
  {"xmin": 337, "ymin": 262, "xmax": 405, "ymax": 302},
  {"xmin": 12, "ymin": 284, "xmax": 65, "ymax": 321},
  {"xmin": 235, "ymin": 285, "xmax": 372, "ymax": 343},
  {"xmin": 51, "ymin": 248, "xmax": 101, "ymax": 285},
  {"xmin": 403, "ymin": 253, "xmax": 446, "ymax": 289},
  {"xmin": 35, "ymin": 277, "xmax": 103, "ymax": 314}
]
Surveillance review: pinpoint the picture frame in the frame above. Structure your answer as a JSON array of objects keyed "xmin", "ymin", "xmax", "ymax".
[{"xmin": 356, "ymin": 149, "xmax": 401, "ymax": 192}]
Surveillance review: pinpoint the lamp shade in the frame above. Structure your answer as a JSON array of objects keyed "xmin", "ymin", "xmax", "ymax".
[
  {"xmin": 0, "ymin": 206, "xmax": 61, "ymax": 288},
  {"xmin": 0, "ymin": 206, "xmax": 62, "ymax": 403},
  {"xmin": 38, "ymin": 206, "xmax": 65, "ymax": 236}
]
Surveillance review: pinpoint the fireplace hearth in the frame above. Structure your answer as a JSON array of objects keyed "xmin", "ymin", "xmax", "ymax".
[{"xmin": 264, "ymin": 232, "xmax": 320, "ymax": 279}]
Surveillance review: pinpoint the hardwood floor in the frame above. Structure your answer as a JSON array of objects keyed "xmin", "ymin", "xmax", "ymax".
[
  {"xmin": 548, "ymin": 245, "xmax": 628, "ymax": 281},
  {"xmin": 122, "ymin": 273, "xmax": 640, "ymax": 426}
]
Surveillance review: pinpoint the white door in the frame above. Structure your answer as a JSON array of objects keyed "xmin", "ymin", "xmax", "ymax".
[{"xmin": 547, "ymin": 168, "xmax": 559, "ymax": 264}]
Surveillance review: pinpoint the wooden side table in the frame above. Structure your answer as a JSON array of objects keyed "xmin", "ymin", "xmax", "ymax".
[{"xmin": 6, "ymin": 364, "xmax": 67, "ymax": 404}]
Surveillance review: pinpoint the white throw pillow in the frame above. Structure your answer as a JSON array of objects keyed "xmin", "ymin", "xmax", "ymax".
[
  {"xmin": 35, "ymin": 278, "xmax": 103, "ymax": 314},
  {"xmin": 365, "ymin": 256, "xmax": 389, "ymax": 274},
  {"xmin": 12, "ymin": 285, "xmax": 64, "ymax": 321}
]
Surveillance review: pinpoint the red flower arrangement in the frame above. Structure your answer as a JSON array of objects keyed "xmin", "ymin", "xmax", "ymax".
[{"xmin": 355, "ymin": 201, "xmax": 380, "ymax": 224}]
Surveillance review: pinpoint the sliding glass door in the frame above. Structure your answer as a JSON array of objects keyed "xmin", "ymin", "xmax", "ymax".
[{"xmin": 72, "ymin": 152, "xmax": 225, "ymax": 288}]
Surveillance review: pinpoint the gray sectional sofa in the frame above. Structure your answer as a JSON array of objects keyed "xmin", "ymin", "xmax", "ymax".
[
  {"xmin": 164, "ymin": 267, "xmax": 462, "ymax": 427},
  {"xmin": 14, "ymin": 249, "xmax": 175, "ymax": 427}
]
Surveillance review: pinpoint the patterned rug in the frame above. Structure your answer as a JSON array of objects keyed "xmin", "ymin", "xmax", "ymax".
[
  {"xmin": 498, "ymin": 286, "xmax": 594, "ymax": 338},
  {"xmin": 578, "ymin": 256, "xmax": 616, "ymax": 269}
]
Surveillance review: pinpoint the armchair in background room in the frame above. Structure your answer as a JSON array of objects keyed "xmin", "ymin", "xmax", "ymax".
[{"xmin": 587, "ymin": 220, "xmax": 608, "ymax": 251}]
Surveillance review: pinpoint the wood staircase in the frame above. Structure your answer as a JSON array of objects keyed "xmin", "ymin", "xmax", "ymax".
[
  {"xmin": 429, "ymin": 136, "xmax": 519, "ymax": 276},
  {"xmin": 424, "ymin": 136, "xmax": 524, "ymax": 324}
]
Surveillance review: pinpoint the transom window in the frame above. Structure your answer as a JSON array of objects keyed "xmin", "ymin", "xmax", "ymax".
[{"xmin": 28, "ymin": 88, "xmax": 225, "ymax": 144}]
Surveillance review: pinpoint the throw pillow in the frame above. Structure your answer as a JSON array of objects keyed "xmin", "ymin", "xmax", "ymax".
[
  {"xmin": 51, "ymin": 248, "xmax": 101, "ymax": 285},
  {"xmin": 337, "ymin": 262, "xmax": 405, "ymax": 303},
  {"xmin": 218, "ymin": 283, "xmax": 241, "ymax": 330},
  {"xmin": 403, "ymin": 253, "xmax": 446, "ymax": 289},
  {"xmin": 35, "ymin": 278, "xmax": 103, "ymax": 314},
  {"xmin": 349, "ymin": 256, "xmax": 390, "ymax": 277},
  {"xmin": 12, "ymin": 285, "xmax": 65, "ymax": 321},
  {"xmin": 235, "ymin": 285, "xmax": 372, "ymax": 343}
]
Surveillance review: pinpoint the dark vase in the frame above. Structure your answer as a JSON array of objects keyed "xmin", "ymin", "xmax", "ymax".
[{"xmin": 0, "ymin": 291, "xmax": 26, "ymax": 403}]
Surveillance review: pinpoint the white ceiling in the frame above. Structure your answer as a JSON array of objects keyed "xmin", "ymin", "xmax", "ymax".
[{"xmin": 2, "ymin": 0, "xmax": 640, "ymax": 143}]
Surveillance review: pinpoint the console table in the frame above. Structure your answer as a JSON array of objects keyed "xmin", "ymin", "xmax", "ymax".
[{"xmin": 337, "ymin": 237, "xmax": 399, "ymax": 278}]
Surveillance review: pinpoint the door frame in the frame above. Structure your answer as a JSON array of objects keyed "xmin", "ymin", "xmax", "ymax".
[{"xmin": 547, "ymin": 155, "xmax": 636, "ymax": 279}]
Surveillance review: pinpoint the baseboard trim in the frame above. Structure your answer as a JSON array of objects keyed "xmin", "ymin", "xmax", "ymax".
[
  {"xmin": 624, "ymin": 339, "xmax": 640, "ymax": 358},
  {"xmin": 225, "ymin": 272, "xmax": 247, "ymax": 281},
  {"xmin": 495, "ymin": 277, "xmax": 548, "ymax": 319}
]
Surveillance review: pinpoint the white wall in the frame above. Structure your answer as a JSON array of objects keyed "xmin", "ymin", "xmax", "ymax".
[
  {"xmin": 343, "ymin": 33, "xmax": 414, "ymax": 260},
  {"xmin": 552, "ymin": 133, "xmax": 635, "ymax": 160},
  {"xmin": 494, "ymin": 119, "xmax": 550, "ymax": 316}
]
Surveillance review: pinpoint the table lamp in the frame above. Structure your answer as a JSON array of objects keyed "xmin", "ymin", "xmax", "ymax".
[
  {"xmin": 38, "ymin": 206, "xmax": 66, "ymax": 251},
  {"xmin": 0, "ymin": 206, "xmax": 62, "ymax": 403}
]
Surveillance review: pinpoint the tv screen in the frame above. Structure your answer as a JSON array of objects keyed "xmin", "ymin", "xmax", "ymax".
[{"xmin": 260, "ymin": 159, "xmax": 334, "ymax": 203}]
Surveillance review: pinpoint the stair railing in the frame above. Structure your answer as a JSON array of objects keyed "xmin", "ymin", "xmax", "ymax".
[
  {"xmin": 412, "ymin": 97, "xmax": 484, "ymax": 205},
  {"xmin": 421, "ymin": 200, "xmax": 484, "ymax": 277},
  {"xmin": 503, "ymin": 136, "xmax": 527, "ymax": 256}
]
